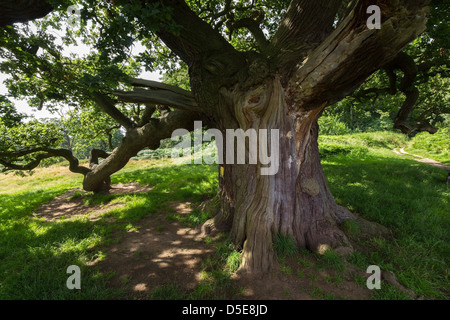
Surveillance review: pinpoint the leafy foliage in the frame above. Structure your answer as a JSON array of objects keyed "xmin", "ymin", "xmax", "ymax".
[{"xmin": 0, "ymin": 119, "xmax": 63, "ymax": 154}]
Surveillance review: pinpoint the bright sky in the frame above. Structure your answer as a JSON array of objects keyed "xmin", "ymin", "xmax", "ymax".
[{"xmin": 0, "ymin": 21, "xmax": 161, "ymax": 120}]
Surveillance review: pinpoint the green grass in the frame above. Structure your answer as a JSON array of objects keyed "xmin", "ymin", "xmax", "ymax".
[
  {"xmin": 0, "ymin": 130, "xmax": 448, "ymax": 300},
  {"xmin": 319, "ymin": 132, "xmax": 449, "ymax": 299},
  {"xmin": 151, "ymin": 283, "xmax": 186, "ymax": 300},
  {"xmin": 0, "ymin": 159, "xmax": 217, "ymax": 299},
  {"xmin": 273, "ymin": 234, "xmax": 299, "ymax": 258},
  {"xmin": 184, "ymin": 239, "xmax": 242, "ymax": 300},
  {"xmin": 165, "ymin": 208, "xmax": 211, "ymax": 228},
  {"xmin": 317, "ymin": 250, "xmax": 346, "ymax": 273}
]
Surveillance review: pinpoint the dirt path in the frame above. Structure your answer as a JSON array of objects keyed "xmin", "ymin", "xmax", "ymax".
[
  {"xmin": 35, "ymin": 183, "xmax": 153, "ymax": 222},
  {"xmin": 393, "ymin": 148, "xmax": 450, "ymax": 171}
]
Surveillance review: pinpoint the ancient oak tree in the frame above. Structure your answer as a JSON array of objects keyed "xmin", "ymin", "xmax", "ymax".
[{"xmin": 0, "ymin": 0, "xmax": 431, "ymax": 272}]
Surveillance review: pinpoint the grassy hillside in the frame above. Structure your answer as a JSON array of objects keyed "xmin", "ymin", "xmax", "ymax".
[{"xmin": 0, "ymin": 131, "xmax": 448, "ymax": 300}]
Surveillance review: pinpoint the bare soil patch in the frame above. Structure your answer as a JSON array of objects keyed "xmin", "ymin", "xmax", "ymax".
[
  {"xmin": 35, "ymin": 183, "xmax": 153, "ymax": 222},
  {"xmin": 90, "ymin": 204, "xmax": 374, "ymax": 300}
]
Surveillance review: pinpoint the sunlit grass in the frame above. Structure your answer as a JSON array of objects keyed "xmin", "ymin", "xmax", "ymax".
[{"xmin": 320, "ymin": 134, "xmax": 449, "ymax": 299}]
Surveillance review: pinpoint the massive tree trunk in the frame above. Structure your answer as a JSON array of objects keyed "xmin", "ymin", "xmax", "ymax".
[{"xmin": 205, "ymin": 76, "xmax": 354, "ymax": 272}]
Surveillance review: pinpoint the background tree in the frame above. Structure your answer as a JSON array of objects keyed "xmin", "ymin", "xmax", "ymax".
[{"xmin": 0, "ymin": 0, "xmax": 439, "ymax": 273}]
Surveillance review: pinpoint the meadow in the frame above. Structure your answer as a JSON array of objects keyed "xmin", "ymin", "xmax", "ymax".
[{"xmin": 0, "ymin": 131, "xmax": 448, "ymax": 300}]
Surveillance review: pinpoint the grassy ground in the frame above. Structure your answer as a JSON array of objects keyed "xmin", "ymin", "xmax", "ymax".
[
  {"xmin": 319, "ymin": 131, "xmax": 449, "ymax": 299},
  {"xmin": 0, "ymin": 131, "xmax": 448, "ymax": 300}
]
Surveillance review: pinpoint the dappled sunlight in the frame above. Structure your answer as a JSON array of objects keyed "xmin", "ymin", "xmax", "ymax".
[
  {"xmin": 33, "ymin": 183, "xmax": 153, "ymax": 222},
  {"xmin": 90, "ymin": 209, "xmax": 216, "ymax": 296},
  {"xmin": 1, "ymin": 148, "xmax": 448, "ymax": 299}
]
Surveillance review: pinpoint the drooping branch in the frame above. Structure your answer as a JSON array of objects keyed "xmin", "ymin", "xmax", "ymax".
[
  {"xmin": 92, "ymin": 92, "xmax": 136, "ymax": 129},
  {"xmin": 384, "ymin": 52, "xmax": 438, "ymax": 135},
  {"xmin": 114, "ymin": 88, "xmax": 201, "ymax": 112},
  {"xmin": 0, "ymin": 0, "xmax": 53, "ymax": 26},
  {"xmin": 0, "ymin": 147, "xmax": 90, "ymax": 175},
  {"xmin": 82, "ymin": 109, "xmax": 206, "ymax": 192},
  {"xmin": 340, "ymin": 50, "xmax": 438, "ymax": 135}
]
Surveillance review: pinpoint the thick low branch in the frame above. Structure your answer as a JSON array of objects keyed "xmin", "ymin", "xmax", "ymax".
[
  {"xmin": 0, "ymin": 147, "xmax": 48, "ymax": 158},
  {"xmin": 129, "ymin": 78, "xmax": 193, "ymax": 97},
  {"xmin": 0, "ymin": 154, "xmax": 53, "ymax": 172},
  {"xmin": 82, "ymin": 109, "xmax": 205, "ymax": 192},
  {"xmin": 92, "ymin": 92, "xmax": 136, "ymax": 129},
  {"xmin": 114, "ymin": 88, "xmax": 201, "ymax": 112},
  {"xmin": 0, "ymin": 0, "xmax": 53, "ymax": 26}
]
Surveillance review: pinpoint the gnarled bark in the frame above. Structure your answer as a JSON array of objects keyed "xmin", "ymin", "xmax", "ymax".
[
  {"xmin": 2, "ymin": 0, "xmax": 432, "ymax": 275},
  {"xmin": 196, "ymin": 1, "xmax": 430, "ymax": 273}
]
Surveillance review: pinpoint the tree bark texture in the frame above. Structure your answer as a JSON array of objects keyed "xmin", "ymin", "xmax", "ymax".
[
  {"xmin": 208, "ymin": 77, "xmax": 353, "ymax": 273},
  {"xmin": 0, "ymin": 0, "xmax": 52, "ymax": 26}
]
